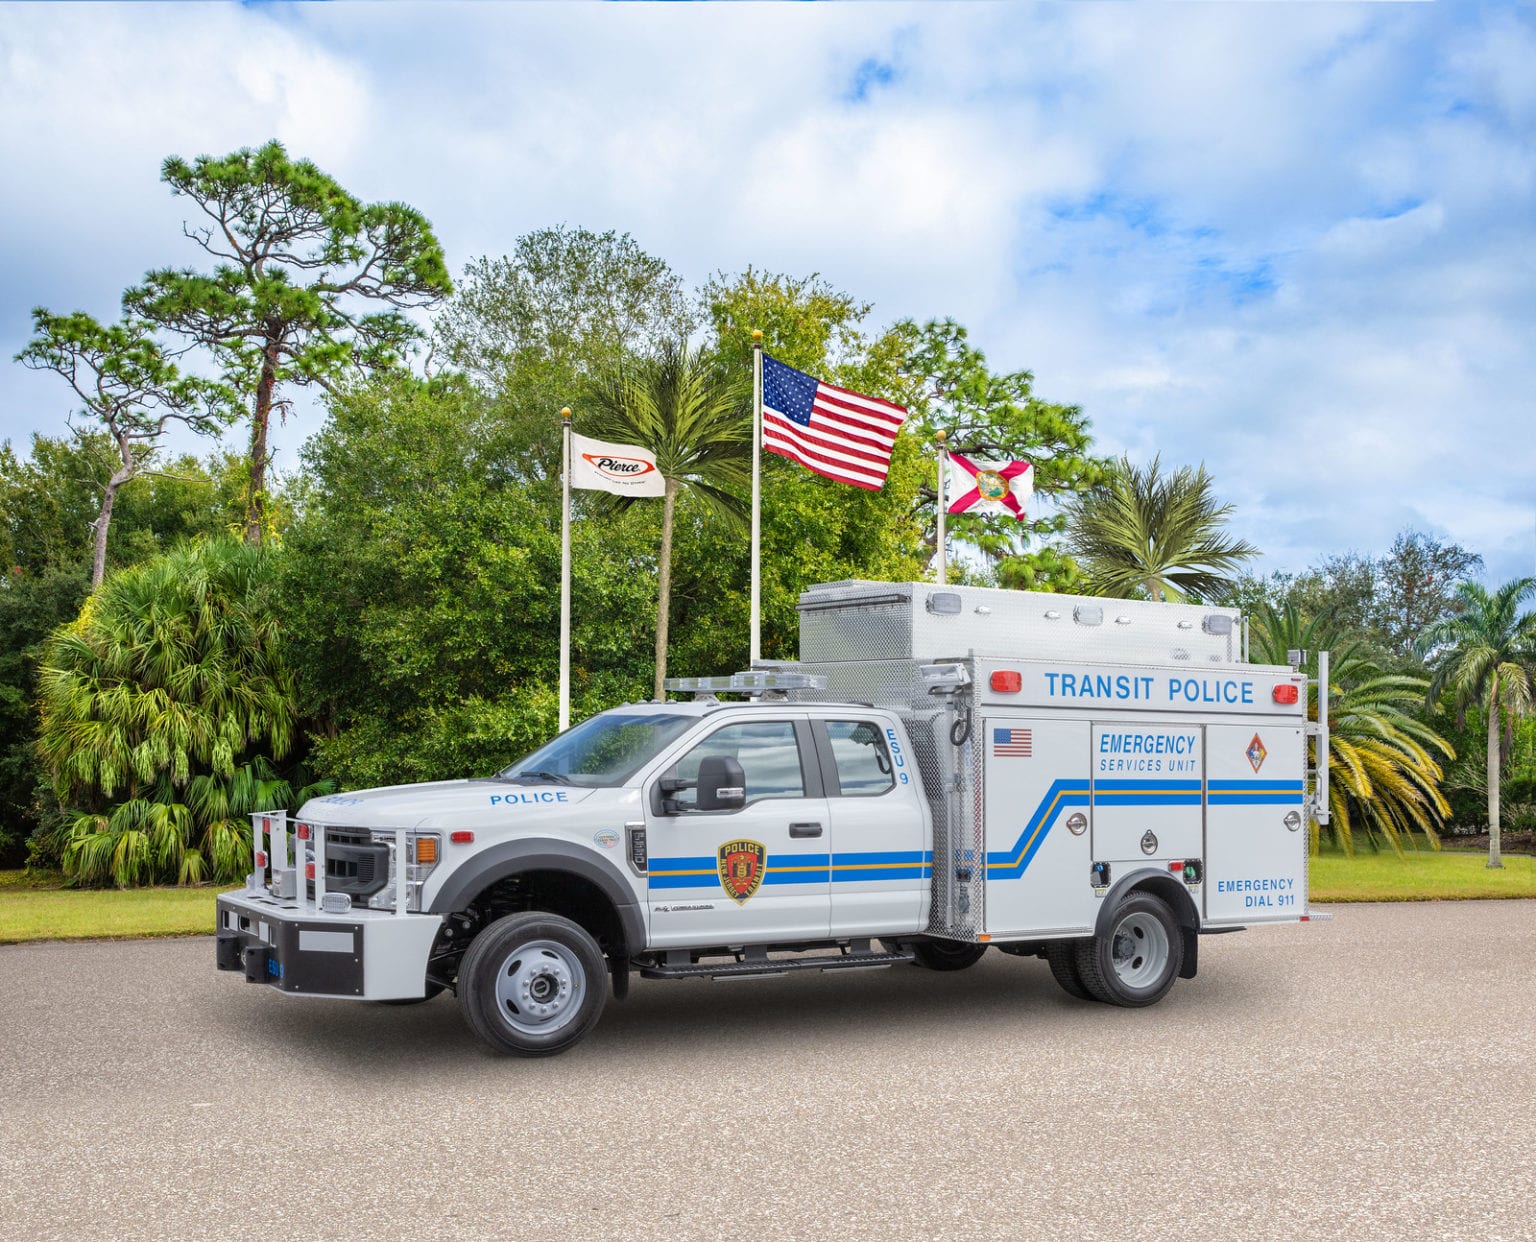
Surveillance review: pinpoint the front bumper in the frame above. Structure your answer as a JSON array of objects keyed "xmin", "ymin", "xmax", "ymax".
[{"xmin": 215, "ymin": 890, "xmax": 444, "ymax": 1001}]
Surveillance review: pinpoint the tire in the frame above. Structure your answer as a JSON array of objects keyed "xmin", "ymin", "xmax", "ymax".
[
  {"xmin": 909, "ymin": 938, "xmax": 989, "ymax": 972},
  {"xmin": 1045, "ymin": 941, "xmax": 1096, "ymax": 1001},
  {"xmin": 376, "ymin": 983, "xmax": 446, "ymax": 1006},
  {"xmin": 1073, "ymin": 892, "xmax": 1183, "ymax": 1008},
  {"xmin": 459, "ymin": 912, "xmax": 607, "ymax": 1056}
]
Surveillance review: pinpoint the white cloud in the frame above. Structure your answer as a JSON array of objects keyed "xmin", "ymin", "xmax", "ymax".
[{"xmin": 1, "ymin": 0, "xmax": 1531, "ymax": 586}]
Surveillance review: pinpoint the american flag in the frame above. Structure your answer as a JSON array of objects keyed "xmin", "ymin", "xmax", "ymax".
[
  {"xmin": 761, "ymin": 354, "xmax": 906, "ymax": 491},
  {"xmin": 992, "ymin": 727, "xmax": 1033, "ymax": 757}
]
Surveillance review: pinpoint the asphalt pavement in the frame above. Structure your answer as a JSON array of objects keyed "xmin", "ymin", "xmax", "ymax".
[{"xmin": 1, "ymin": 902, "xmax": 1533, "ymax": 1242}]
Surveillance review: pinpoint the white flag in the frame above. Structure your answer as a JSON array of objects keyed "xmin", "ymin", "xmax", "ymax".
[{"xmin": 569, "ymin": 432, "xmax": 665, "ymax": 496}]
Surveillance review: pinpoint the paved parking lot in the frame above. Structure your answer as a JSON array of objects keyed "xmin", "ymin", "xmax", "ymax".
[{"xmin": 1, "ymin": 901, "xmax": 1533, "ymax": 1241}]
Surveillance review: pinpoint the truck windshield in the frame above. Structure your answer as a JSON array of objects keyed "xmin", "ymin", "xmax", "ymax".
[{"xmin": 497, "ymin": 712, "xmax": 695, "ymax": 788}]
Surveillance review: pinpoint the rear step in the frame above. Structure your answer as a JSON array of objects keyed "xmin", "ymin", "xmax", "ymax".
[{"xmin": 640, "ymin": 947, "xmax": 915, "ymax": 981}]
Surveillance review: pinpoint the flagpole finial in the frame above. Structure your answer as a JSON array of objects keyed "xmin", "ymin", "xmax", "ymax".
[
  {"xmin": 561, "ymin": 407, "xmax": 571, "ymax": 421},
  {"xmin": 752, "ymin": 329, "xmax": 763, "ymax": 344},
  {"xmin": 936, "ymin": 428, "xmax": 947, "ymax": 444}
]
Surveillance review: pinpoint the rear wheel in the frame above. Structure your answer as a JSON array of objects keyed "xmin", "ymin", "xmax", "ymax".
[
  {"xmin": 1074, "ymin": 892, "xmax": 1182, "ymax": 1007},
  {"xmin": 909, "ymin": 938, "xmax": 988, "ymax": 972},
  {"xmin": 1045, "ymin": 941, "xmax": 1095, "ymax": 1001},
  {"xmin": 459, "ymin": 912, "xmax": 607, "ymax": 1056}
]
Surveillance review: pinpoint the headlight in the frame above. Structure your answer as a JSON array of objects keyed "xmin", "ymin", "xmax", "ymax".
[{"xmin": 365, "ymin": 832, "xmax": 442, "ymax": 912}]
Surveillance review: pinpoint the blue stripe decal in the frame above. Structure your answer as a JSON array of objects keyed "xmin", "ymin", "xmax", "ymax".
[{"xmin": 986, "ymin": 780, "xmax": 1092, "ymax": 878}]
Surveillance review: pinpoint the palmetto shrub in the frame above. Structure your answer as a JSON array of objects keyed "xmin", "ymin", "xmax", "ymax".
[
  {"xmin": 36, "ymin": 538, "xmax": 324, "ymax": 886},
  {"xmin": 1250, "ymin": 602, "xmax": 1453, "ymax": 856}
]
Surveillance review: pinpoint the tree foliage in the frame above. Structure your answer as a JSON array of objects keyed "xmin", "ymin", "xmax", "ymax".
[
  {"xmin": 1064, "ymin": 453, "xmax": 1258, "ymax": 602},
  {"xmin": 280, "ymin": 374, "xmax": 661, "ymax": 787},
  {"xmin": 1250, "ymin": 602, "xmax": 1453, "ymax": 856},
  {"xmin": 585, "ymin": 341, "xmax": 751, "ymax": 696},
  {"xmin": 900, "ymin": 318, "xmax": 1104, "ymax": 590},
  {"xmin": 126, "ymin": 140, "xmax": 452, "ymax": 544},
  {"xmin": 16, "ymin": 308, "xmax": 234, "ymax": 586},
  {"xmin": 1419, "ymin": 578, "xmax": 1536, "ymax": 867},
  {"xmin": 35, "ymin": 538, "xmax": 319, "ymax": 885}
]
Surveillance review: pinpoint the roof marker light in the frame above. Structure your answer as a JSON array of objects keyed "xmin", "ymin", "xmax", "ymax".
[
  {"xmin": 1273, "ymin": 684, "xmax": 1300, "ymax": 705},
  {"xmin": 990, "ymin": 670, "xmax": 1022, "ymax": 693}
]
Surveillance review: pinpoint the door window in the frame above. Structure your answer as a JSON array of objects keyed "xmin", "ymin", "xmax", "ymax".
[
  {"xmin": 826, "ymin": 720, "xmax": 895, "ymax": 797},
  {"xmin": 670, "ymin": 721, "xmax": 806, "ymax": 809}
]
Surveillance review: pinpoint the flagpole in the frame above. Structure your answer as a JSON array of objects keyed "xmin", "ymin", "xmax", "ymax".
[
  {"xmin": 935, "ymin": 428, "xmax": 947, "ymax": 584},
  {"xmin": 559, "ymin": 407, "xmax": 572, "ymax": 733},
  {"xmin": 750, "ymin": 329, "xmax": 763, "ymax": 667}
]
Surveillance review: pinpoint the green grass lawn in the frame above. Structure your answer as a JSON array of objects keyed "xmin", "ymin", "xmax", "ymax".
[
  {"xmin": 1, "ymin": 847, "xmax": 1531, "ymax": 944},
  {"xmin": 0, "ymin": 871, "xmax": 218, "ymax": 943},
  {"xmin": 1309, "ymin": 847, "xmax": 1535, "ymax": 902}
]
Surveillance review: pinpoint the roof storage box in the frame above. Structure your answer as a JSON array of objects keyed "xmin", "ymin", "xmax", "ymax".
[{"xmin": 796, "ymin": 580, "xmax": 1243, "ymax": 666}]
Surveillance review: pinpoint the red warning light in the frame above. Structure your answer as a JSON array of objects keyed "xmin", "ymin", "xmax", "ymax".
[
  {"xmin": 1273, "ymin": 684, "xmax": 1300, "ymax": 705},
  {"xmin": 990, "ymin": 670, "xmax": 1022, "ymax": 693}
]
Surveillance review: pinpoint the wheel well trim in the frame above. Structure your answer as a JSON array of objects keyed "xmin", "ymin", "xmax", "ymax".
[
  {"xmin": 1094, "ymin": 867, "xmax": 1201, "ymax": 980},
  {"xmin": 428, "ymin": 839, "xmax": 645, "ymax": 955}
]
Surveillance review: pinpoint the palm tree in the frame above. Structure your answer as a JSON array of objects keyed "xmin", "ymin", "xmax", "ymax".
[
  {"xmin": 1063, "ymin": 454, "xmax": 1258, "ymax": 602},
  {"xmin": 1251, "ymin": 602, "xmax": 1453, "ymax": 856},
  {"xmin": 1418, "ymin": 579, "xmax": 1536, "ymax": 868},
  {"xmin": 36, "ymin": 538, "xmax": 326, "ymax": 885},
  {"xmin": 587, "ymin": 342, "xmax": 750, "ymax": 697}
]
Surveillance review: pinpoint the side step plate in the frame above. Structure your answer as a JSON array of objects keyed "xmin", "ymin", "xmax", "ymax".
[{"xmin": 640, "ymin": 948, "xmax": 915, "ymax": 981}]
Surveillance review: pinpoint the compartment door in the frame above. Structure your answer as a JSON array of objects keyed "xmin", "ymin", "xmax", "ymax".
[
  {"xmin": 982, "ymin": 718, "xmax": 1093, "ymax": 937},
  {"xmin": 1091, "ymin": 723, "xmax": 1204, "ymax": 861},
  {"xmin": 1205, "ymin": 725, "xmax": 1307, "ymax": 923}
]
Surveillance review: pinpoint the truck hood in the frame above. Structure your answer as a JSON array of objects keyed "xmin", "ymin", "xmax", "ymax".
[{"xmin": 299, "ymin": 779, "xmax": 605, "ymax": 830}]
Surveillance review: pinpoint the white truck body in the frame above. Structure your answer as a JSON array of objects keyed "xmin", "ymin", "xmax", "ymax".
[{"xmin": 215, "ymin": 581, "xmax": 1326, "ymax": 1055}]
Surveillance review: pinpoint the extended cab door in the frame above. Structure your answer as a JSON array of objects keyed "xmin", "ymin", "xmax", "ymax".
[
  {"xmin": 816, "ymin": 716, "xmax": 927, "ymax": 938},
  {"xmin": 644, "ymin": 716, "xmax": 831, "ymax": 949}
]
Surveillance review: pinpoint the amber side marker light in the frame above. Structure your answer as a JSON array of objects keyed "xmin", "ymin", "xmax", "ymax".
[{"xmin": 414, "ymin": 837, "xmax": 439, "ymax": 865}]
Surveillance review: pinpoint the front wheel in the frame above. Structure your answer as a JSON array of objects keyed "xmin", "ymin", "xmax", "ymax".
[
  {"xmin": 459, "ymin": 912, "xmax": 607, "ymax": 1056},
  {"xmin": 1074, "ymin": 892, "xmax": 1183, "ymax": 1007}
]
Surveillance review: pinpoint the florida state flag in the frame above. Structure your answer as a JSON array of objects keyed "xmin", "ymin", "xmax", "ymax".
[{"xmin": 946, "ymin": 453, "xmax": 1033, "ymax": 520}]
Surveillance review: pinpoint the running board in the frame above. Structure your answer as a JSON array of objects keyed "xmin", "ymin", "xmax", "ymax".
[{"xmin": 640, "ymin": 948, "xmax": 915, "ymax": 981}]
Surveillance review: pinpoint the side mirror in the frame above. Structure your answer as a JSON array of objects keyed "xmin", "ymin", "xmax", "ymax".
[{"xmin": 696, "ymin": 755, "xmax": 746, "ymax": 812}]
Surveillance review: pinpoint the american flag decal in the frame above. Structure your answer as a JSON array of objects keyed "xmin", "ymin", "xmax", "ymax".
[{"xmin": 993, "ymin": 727, "xmax": 1033, "ymax": 757}]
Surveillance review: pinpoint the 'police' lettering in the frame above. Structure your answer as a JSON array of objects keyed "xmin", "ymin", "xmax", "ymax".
[{"xmin": 489, "ymin": 791, "xmax": 570, "ymax": 806}]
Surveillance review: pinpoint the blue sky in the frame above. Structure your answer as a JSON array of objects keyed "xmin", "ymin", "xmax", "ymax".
[{"xmin": 2, "ymin": 1, "xmax": 1532, "ymax": 584}]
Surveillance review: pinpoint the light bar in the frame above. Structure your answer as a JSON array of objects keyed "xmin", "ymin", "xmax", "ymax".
[{"xmin": 664, "ymin": 671, "xmax": 827, "ymax": 694}]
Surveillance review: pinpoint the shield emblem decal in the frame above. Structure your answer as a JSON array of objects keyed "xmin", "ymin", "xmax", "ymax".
[{"xmin": 717, "ymin": 839, "xmax": 767, "ymax": 905}]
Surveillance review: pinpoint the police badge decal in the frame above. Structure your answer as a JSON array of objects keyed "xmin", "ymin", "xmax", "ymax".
[{"xmin": 717, "ymin": 839, "xmax": 767, "ymax": 904}]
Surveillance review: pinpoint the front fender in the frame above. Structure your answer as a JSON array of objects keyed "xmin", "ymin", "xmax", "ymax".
[{"xmin": 428, "ymin": 838, "xmax": 646, "ymax": 955}]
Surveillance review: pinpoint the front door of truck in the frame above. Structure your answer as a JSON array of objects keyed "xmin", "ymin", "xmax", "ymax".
[{"xmin": 644, "ymin": 717, "xmax": 831, "ymax": 949}]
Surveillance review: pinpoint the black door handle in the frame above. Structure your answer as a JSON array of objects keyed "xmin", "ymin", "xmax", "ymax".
[{"xmin": 789, "ymin": 822, "xmax": 823, "ymax": 838}]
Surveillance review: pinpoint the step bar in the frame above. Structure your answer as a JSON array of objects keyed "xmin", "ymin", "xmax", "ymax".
[{"xmin": 640, "ymin": 944, "xmax": 915, "ymax": 981}]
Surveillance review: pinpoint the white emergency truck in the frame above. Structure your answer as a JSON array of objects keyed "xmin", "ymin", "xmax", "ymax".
[{"xmin": 215, "ymin": 581, "xmax": 1329, "ymax": 1056}]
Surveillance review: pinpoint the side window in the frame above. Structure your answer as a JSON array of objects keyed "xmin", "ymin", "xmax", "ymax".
[
  {"xmin": 826, "ymin": 720, "xmax": 895, "ymax": 797},
  {"xmin": 670, "ymin": 721, "xmax": 807, "ymax": 809}
]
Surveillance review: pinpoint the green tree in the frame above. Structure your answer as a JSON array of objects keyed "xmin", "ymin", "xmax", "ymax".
[
  {"xmin": 15, "ymin": 309, "xmax": 232, "ymax": 587},
  {"xmin": 1419, "ymin": 578, "xmax": 1536, "ymax": 868},
  {"xmin": 0, "ymin": 565, "xmax": 89, "ymax": 867},
  {"xmin": 281, "ymin": 374, "xmax": 660, "ymax": 787},
  {"xmin": 900, "ymin": 318, "xmax": 1104, "ymax": 590},
  {"xmin": 586, "ymin": 342, "xmax": 752, "ymax": 697},
  {"xmin": 126, "ymin": 140, "xmax": 452, "ymax": 545},
  {"xmin": 35, "ymin": 538, "xmax": 319, "ymax": 886},
  {"xmin": 1251, "ymin": 602, "xmax": 1453, "ymax": 855},
  {"xmin": 1064, "ymin": 454, "xmax": 1258, "ymax": 602}
]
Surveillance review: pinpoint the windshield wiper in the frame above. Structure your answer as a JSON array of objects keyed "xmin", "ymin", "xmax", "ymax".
[{"xmin": 506, "ymin": 770, "xmax": 574, "ymax": 786}]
